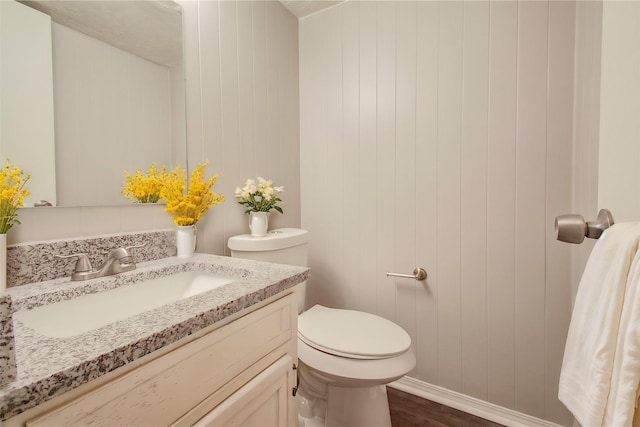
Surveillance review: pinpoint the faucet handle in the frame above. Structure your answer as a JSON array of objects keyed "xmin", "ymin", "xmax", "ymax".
[
  {"xmin": 102, "ymin": 243, "xmax": 146, "ymax": 258},
  {"xmin": 124, "ymin": 243, "xmax": 147, "ymax": 252},
  {"xmin": 114, "ymin": 243, "xmax": 146, "ymax": 258},
  {"xmin": 103, "ymin": 243, "xmax": 147, "ymax": 267},
  {"xmin": 54, "ymin": 253, "xmax": 93, "ymax": 273}
]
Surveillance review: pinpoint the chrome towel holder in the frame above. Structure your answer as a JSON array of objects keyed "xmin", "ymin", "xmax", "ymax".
[
  {"xmin": 555, "ymin": 209, "xmax": 615, "ymax": 244},
  {"xmin": 387, "ymin": 267, "xmax": 428, "ymax": 281}
]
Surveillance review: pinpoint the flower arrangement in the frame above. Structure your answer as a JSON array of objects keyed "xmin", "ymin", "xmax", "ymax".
[
  {"xmin": 160, "ymin": 162, "xmax": 225, "ymax": 226},
  {"xmin": 122, "ymin": 162, "xmax": 168, "ymax": 203},
  {"xmin": 235, "ymin": 177, "xmax": 284, "ymax": 214},
  {"xmin": 0, "ymin": 160, "xmax": 30, "ymax": 234}
]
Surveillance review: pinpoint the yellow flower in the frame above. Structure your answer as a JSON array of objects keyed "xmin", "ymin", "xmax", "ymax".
[
  {"xmin": 0, "ymin": 160, "xmax": 30, "ymax": 234},
  {"xmin": 122, "ymin": 162, "xmax": 168, "ymax": 203},
  {"xmin": 160, "ymin": 162, "xmax": 224, "ymax": 226}
]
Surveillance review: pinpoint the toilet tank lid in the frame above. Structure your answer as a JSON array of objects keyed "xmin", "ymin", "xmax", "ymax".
[{"xmin": 228, "ymin": 228, "xmax": 309, "ymax": 251}]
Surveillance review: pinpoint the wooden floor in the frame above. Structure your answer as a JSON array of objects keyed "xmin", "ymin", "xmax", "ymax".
[{"xmin": 387, "ymin": 388, "xmax": 506, "ymax": 427}]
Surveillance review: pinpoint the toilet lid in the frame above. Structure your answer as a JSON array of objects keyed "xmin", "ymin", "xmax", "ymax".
[{"xmin": 298, "ymin": 305, "xmax": 411, "ymax": 360}]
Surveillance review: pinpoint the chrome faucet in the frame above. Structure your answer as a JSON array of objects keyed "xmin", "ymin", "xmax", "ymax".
[{"xmin": 55, "ymin": 244, "xmax": 146, "ymax": 281}]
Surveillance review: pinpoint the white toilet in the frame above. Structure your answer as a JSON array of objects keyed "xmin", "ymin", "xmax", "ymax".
[{"xmin": 228, "ymin": 228, "xmax": 416, "ymax": 427}]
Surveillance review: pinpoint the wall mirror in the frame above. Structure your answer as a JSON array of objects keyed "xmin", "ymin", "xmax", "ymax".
[{"xmin": 1, "ymin": 0, "xmax": 186, "ymax": 207}]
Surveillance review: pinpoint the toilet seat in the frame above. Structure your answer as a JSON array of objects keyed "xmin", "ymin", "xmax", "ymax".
[{"xmin": 298, "ymin": 305, "xmax": 411, "ymax": 360}]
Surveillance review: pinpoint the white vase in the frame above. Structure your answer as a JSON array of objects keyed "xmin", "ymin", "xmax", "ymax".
[
  {"xmin": 249, "ymin": 212, "xmax": 268, "ymax": 237},
  {"xmin": 176, "ymin": 225, "xmax": 197, "ymax": 258},
  {"xmin": 0, "ymin": 234, "xmax": 6, "ymax": 292}
]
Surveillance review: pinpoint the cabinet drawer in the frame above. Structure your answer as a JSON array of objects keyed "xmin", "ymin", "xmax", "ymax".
[
  {"xmin": 27, "ymin": 295, "xmax": 294, "ymax": 427},
  {"xmin": 193, "ymin": 355, "xmax": 293, "ymax": 427}
]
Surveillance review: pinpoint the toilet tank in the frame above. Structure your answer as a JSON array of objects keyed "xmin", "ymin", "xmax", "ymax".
[
  {"xmin": 227, "ymin": 228, "xmax": 308, "ymax": 266},
  {"xmin": 228, "ymin": 228, "xmax": 309, "ymax": 311}
]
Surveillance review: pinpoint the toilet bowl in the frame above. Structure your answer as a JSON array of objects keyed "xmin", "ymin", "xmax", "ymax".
[
  {"xmin": 297, "ymin": 305, "xmax": 416, "ymax": 427},
  {"xmin": 228, "ymin": 228, "xmax": 416, "ymax": 427}
]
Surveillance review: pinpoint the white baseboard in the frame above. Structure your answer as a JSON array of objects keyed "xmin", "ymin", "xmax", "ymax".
[{"xmin": 388, "ymin": 377, "xmax": 566, "ymax": 427}]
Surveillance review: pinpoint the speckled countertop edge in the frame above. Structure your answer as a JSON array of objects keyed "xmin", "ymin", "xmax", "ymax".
[{"xmin": 0, "ymin": 254, "xmax": 310, "ymax": 420}]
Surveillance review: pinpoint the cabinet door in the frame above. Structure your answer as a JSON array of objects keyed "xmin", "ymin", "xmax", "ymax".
[
  {"xmin": 194, "ymin": 355, "xmax": 296, "ymax": 427},
  {"xmin": 26, "ymin": 295, "xmax": 294, "ymax": 427}
]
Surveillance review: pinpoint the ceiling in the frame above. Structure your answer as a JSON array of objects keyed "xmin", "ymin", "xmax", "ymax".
[
  {"xmin": 17, "ymin": 0, "xmax": 341, "ymax": 67},
  {"xmin": 18, "ymin": 0, "xmax": 183, "ymax": 67},
  {"xmin": 280, "ymin": 0, "xmax": 343, "ymax": 18}
]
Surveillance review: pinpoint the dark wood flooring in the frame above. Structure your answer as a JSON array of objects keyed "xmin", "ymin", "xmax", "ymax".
[{"xmin": 387, "ymin": 387, "xmax": 506, "ymax": 427}]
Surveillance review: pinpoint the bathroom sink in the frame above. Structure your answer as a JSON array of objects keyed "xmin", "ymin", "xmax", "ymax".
[{"xmin": 13, "ymin": 271, "xmax": 235, "ymax": 338}]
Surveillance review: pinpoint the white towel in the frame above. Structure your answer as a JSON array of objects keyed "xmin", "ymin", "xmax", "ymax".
[
  {"xmin": 604, "ymin": 228, "xmax": 640, "ymax": 426},
  {"xmin": 559, "ymin": 222, "xmax": 640, "ymax": 427}
]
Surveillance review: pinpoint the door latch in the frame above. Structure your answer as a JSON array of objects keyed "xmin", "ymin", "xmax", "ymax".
[{"xmin": 292, "ymin": 363, "xmax": 299, "ymax": 396}]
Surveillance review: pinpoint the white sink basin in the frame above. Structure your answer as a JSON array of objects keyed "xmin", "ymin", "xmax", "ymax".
[{"xmin": 13, "ymin": 271, "xmax": 235, "ymax": 338}]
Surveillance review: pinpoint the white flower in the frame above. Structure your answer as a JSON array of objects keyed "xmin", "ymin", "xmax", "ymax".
[
  {"xmin": 236, "ymin": 177, "xmax": 284, "ymax": 214},
  {"xmin": 245, "ymin": 184, "xmax": 257, "ymax": 194},
  {"xmin": 235, "ymin": 185, "xmax": 254, "ymax": 202},
  {"xmin": 263, "ymin": 186, "xmax": 274, "ymax": 201}
]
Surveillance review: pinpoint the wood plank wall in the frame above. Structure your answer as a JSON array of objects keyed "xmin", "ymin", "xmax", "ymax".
[
  {"xmin": 299, "ymin": 2, "xmax": 576, "ymax": 424},
  {"xmin": 599, "ymin": 2, "xmax": 640, "ymax": 223},
  {"xmin": 181, "ymin": 0, "xmax": 301, "ymax": 255}
]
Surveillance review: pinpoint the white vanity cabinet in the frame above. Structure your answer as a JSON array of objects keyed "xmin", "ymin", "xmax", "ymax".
[{"xmin": 5, "ymin": 293, "xmax": 298, "ymax": 427}]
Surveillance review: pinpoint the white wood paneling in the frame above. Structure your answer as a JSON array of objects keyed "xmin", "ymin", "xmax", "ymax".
[
  {"xmin": 515, "ymin": 2, "xmax": 548, "ymax": 418},
  {"xmin": 265, "ymin": 2, "xmax": 279, "ymax": 182},
  {"xmin": 395, "ymin": 1, "xmax": 418, "ymax": 374},
  {"xmin": 283, "ymin": 7, "xmax": 301, "ymax": 231},
  {"xmin": 486, "ymin": 0, "xmax": 517, "ymax": 410},
  {"xmin": 181, "ymin": 0, "xmax": 203, "ymax": 169},
  {"xmin": 340, "ymin": 0, "xmax": 361, "ymax": 310},
  {"xmin": 376, "ymin": 0, "xmax": 398, "ymax": 322},
  {"xmin": 193, "ymin": 1, "xmax": 224, "ymax": 254},
  {"xmin": 299, "ymin": 1, "xmax": 575, "ymax": 424},
  {"xmin": 237, "ymin": 2, "xmax": 256, "ymax": 180},
  {"xmin": 219, "ymin": 0, "xmax": 242, "ymax": 245},
  {"xmin": 436, "ymin": 0, "xmax": 464, "ymax": 393},
  {"xmin": 299, "ymin": 3, "xmax": 326, "ymax": 307},
  {"xmin": 270, "ymin": 2, "xmax": 285, "ymax": 185},
  {"xmin": 461, "ymin": 0, "xmax": 489, "ymax": 401},
  {"xmin": 187, "ymin": 1, "xmax": 301, "ymax": 255},
  {"xmin": 545, "ymin": 2, "xmax": 575, "ymax": 422},
  {"xmin": 572, "ymin": 1, "xmax": 601, "ymax": 296},
  {"xmin": 324, "ymin": 4, "xmax": 347, "ymax": 310},
  {"xmin": 414, "ymin": 0, "xmax": 440, "ymax": 388},
  {"xmin": 171, "ymin": 63, "xmax": 187, "ymax": 169},
  {"xmin": 599, "ymin": 2, "xmax": 640, "ymax": 223},
  {"xmin": 252, "ymin": 1, "xmax": 269, "ymax": 185},
  {"xmin": 359, "ymin": 1, "xmax": 378, "ymax": 315}
]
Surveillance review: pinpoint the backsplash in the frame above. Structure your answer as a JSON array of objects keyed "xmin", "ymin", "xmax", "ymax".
[{"xmin": 6, "ymin": 230, "xmax": 176, "ymax": 288}]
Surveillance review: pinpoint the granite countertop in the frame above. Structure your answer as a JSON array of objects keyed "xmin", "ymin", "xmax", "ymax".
[{"xmin": 0, "ymin": 254, "xmax": 310, "ymax": 421}]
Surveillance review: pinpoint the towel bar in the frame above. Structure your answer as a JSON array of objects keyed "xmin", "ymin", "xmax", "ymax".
[
  {"xmin": 386, "ymin": 268, "xmax": 428, "ymax": 281},
  {"xmin": 555, "ymin": 209, "xmax": 614, "ymax": 244}
]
